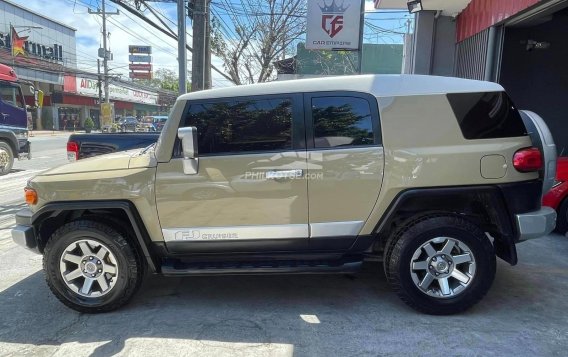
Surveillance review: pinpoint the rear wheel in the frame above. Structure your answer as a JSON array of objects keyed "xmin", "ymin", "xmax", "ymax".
[
  {"xmin": 44, "ymin": 220, "xmax": 143, "ymax": 313},
  {"xmin": 0, "ymin": 141, "xmax": 14, "ymax": 176},
  {"xmin": 385, "ymin": 215, "xmax": 495, "ymax": 315}
]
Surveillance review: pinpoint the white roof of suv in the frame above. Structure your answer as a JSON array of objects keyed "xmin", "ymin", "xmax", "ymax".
[{"xmin": 178, "ymin": 75, "xmax": 504, "ymax": 101}]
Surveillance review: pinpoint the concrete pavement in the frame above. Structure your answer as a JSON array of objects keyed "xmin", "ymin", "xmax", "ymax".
[
  {"xmin": 0, "ymin": 235, "xmax": 567, "ymax": 356},
  {"xmin": 0, "ymin": 135, "xmax": 69, "ymax": 241},
  {"xmin": 1, "ymin": 135, "xmax": 567, "ymax": 356}
]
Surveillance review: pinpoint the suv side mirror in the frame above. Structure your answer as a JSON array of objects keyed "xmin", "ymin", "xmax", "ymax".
[{"xmin": 177, "ymin": 127, "xmax": 199, "ymax": 174}]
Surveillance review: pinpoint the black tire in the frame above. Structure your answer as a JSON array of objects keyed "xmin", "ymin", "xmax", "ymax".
[
  {"xmin": 0, "ymin": 141, "xmax": 14, "ymax": 176},
  {"xmin": 385, "ymin": 215, "xmax": 496, "ymax": 315},
  {"xmin": 554, "ymin": 199, "xmax": 568, "ymax": 234},
  {"xmin": 43, "ymin": 220, "xmax": 144, "ymax": 313}
]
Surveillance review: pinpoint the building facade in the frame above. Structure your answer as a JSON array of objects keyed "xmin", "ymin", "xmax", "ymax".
[
  {"xmin": 0, "ymin": 0, "xmax": 77, "ymax": 130},
  {"xmin": 375, "ymin": 0, "xmax": 568, "ymax": 156},
  {"xmin": 0, "ymin": 0, "xmax": 166, "ymax": 130}
]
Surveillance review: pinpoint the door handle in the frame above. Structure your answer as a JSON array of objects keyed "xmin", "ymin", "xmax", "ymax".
[{"xmin": 266, "ymin": 169, "xmax": 303, "ymax": 181}]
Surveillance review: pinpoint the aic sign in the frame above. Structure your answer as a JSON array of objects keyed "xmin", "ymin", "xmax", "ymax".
[
  {"xmin": 76, "ymin": 77, "xmax": 158, "ymax": 105},
  {"xmin": 306, "ymin": 0, "xmax": 362, "ymax": 50}
]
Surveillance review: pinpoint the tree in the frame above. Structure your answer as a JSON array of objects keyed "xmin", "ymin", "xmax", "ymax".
[
  {"xmin": 134, "ymin": 68, "xmax": 190, "ymax": 91},
  {"xmin": 210, "ymin": 0, "xmax": 306, "ymax": 84}
]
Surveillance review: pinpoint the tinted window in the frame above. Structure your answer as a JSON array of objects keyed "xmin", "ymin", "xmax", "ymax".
[
  {"xmin": 312, "ymin": 96, "xmax": 375, "ymax": 148},
  {"xmin": 447, "ymin": 92, "xmax": 527, "ymax": 139},
  {"xmin": 183, "ymin": 97, "xmax": 292, "ymax": 155}
]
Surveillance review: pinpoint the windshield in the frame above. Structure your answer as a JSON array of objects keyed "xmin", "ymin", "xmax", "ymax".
[{"xmin": 0, "ymin": 82, "xmax": 24, "ymax": 109}]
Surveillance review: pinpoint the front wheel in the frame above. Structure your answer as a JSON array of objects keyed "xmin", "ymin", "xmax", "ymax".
[
  {"xmin": 385, "ymin": 215, "xmax": 496, "ymax": 315},
  {"xmin": 43, "ymin": 220, "xmax": 144, "ymax": 313},
  {"xmin": 0, "ymin": 141, "xmax": 14, "ymax": 176}
]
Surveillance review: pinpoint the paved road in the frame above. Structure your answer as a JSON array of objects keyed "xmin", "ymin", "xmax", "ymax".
[
  {"xmin": 1, "ymin": 135, "xmax": 567, "ymax": 356},
  {"xmin": 0, "ymin": 134, "xmax": 70, "ymax": 240}
]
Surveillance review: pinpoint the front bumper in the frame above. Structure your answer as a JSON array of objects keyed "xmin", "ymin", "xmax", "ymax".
[
  {"xmin": 516, "ymin": 207, "xmax": 557, "ymax": 242},
  {"xmin": 11, "ymin": 208, "xmax": 39, "ymax": 253}
]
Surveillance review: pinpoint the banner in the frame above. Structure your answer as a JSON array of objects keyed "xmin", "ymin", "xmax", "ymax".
[
  {"xmin": 75, "ymin": 76, "xmax": 158, "ymax": 105},
  {"xmin": 306, "ymin": 0, "xmax": 362, "ymax": 50}
]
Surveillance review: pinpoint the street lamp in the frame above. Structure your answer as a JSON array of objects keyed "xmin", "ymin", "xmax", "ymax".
[{"xmin": 407, "ymin": 0, "xmax": 423, "ymax": 13}]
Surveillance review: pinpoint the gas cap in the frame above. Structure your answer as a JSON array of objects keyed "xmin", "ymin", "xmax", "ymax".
[{"xmin": 481, "ymin": 155, "xmax": 507, "ymax": 179}]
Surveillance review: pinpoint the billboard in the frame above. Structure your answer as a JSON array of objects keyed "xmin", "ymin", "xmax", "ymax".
[{"xmin": 306, "ymin": 0, "xmax": 362, "ymax": 50}]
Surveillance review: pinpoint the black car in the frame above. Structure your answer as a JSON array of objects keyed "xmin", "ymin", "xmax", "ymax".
[{"xmin": 117, "ymin": 117, "xmax": 138, "ymax": 132}]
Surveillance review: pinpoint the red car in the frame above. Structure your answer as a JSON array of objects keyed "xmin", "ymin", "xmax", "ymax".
[{"xmin": 543, "ymin": 157, "xmax": 568, "ymax": 233}]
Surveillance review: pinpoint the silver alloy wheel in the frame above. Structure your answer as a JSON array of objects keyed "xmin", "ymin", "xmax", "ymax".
[
  {"xmin": 59, "ymin": 239, "xmax": 119, "ymax": 298},
  {"xmin": 410, "ymin": 237, "xmax": 476, "ymax": 299},
  {"xmin": 0, "ymin": 147, "xmax": 9, "ymax": 169}
]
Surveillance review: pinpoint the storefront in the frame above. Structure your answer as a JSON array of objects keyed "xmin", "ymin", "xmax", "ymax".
[
  {"xmin": 375, "ymin": 0, "xmax": 568, "ymax": 154},
  {"xmin": 57, "ymin": 74, "xmax": 160, "ymax": 129}
]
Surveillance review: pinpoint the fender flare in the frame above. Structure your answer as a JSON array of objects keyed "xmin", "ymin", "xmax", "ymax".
[
  {"xmin": 32, "ymin": 200, "xmax": 158, "ymax": 272},
  {"xmin": 356, "ymin": 185, "xmax": 522, "ymax": 265}
]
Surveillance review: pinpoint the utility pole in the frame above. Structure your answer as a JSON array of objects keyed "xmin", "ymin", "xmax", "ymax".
[
  {"xmin": 192, "ymin": 0, "xmax": 208, "ymax": 91},
  {"xmin": 204, "ymin": 0, "xmax": 211, "ymax": 90},
  {"xmin": 97, "ymin": 59, "xmax": 103, "ymax": 105},
  {"xmin": 178, "ymin": 0, "xmax": 187, "ymax": 94},
  {"xmin": 89, "ymin": 0, "xmax": 119, "ymax": 103}
]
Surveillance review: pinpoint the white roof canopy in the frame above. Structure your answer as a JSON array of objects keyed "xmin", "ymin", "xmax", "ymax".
[{"xmin": 373, "ymin": 0, "xmax": 473, "ymax": 17}]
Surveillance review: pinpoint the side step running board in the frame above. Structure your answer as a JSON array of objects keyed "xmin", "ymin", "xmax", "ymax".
[{"xmin": 161, "ymin": 259, "xmax": 362, "ymax": 276}]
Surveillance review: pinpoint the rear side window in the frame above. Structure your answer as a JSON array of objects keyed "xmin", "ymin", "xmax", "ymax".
[
  {"xmin": 182, "ymin": 97, "xmax": 292, "ymax": 155},
  {"xmin": 311, "ymin": 96, "xmax": 375, "ymax": 148},
  {"xmin": 447, "ymin": 92, "xmax": 527, "ymax": 139}
]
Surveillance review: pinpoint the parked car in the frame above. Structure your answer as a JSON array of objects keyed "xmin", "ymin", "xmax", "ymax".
[
  {"xmin": 148, "ymin": 115, "xmax": 168, "ymax": 131},
  {"xmin": 118, "ymin": 117, "xmax": 138, "ymax": 132},
  {"xmin": 67, "ymin": 132, "xmax": 160, "ymax": 161},
  {"xmin": 543, "ymin": 157, "xmax": 568, "ymax": 233},
  {"xmin": 12, "ymin": 75, "xmax": 556, "ymax": 315},
  {"xmin": 137, "ymin": 117, "xmax": 157, "ymax": 132}
]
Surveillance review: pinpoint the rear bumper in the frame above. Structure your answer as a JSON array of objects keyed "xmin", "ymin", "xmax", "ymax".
[
  {"xmin": 11, "ymin": 208, "xmax": 39, "ymax": 253},
  {"xmin": 515, "ymin": 207, "xmax": 557, "ymax": 242}
]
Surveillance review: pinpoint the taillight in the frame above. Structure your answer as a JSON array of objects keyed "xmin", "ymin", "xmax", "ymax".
[
  {"xmin": 67, "ymin": 141, "xmax": 78, "ymax": 161},
  {"xmin": 513, "ymin": 147, "xmax": 542, "ymax": 172}
]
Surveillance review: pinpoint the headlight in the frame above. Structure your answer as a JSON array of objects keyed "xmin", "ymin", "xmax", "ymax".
[{"xmin": 17, "ymin": 131, "xmax": 28, "ymax": 140}]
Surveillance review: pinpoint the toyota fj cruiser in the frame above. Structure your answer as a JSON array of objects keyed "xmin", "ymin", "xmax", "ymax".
[{"xmin": 12, "ymin": 75, "xmax": 557, "ymax": 314}]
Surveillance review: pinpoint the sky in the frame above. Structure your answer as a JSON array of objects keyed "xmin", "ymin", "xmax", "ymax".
[{"xmin": 10, "ymin": 0, "xmax": 412, "ymax": 88}]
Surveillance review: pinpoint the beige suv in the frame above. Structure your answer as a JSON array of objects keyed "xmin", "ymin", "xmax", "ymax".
[{"xmin": 12, "ymin": 75, "xmax": 557, "ymax": 315}]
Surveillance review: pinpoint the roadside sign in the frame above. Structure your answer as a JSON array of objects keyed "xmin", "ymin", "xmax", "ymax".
[
  {"xmin": 129, "ymin": 63, "xmax": 153, "ymax": 71},
  {"xmin": 129, "ymin": 45, "xmax": 152, "ymax": 54},
  {"xmin": 129, "ymin": 72, "xmax": 153, "ymax": 80},
  {"xmin": 100, "ymin": 102, "xmax": 114, "ymax": 128},
  {"xmin": 129, "ymin": 55, "xmax": 152, "ymax": 63}
]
